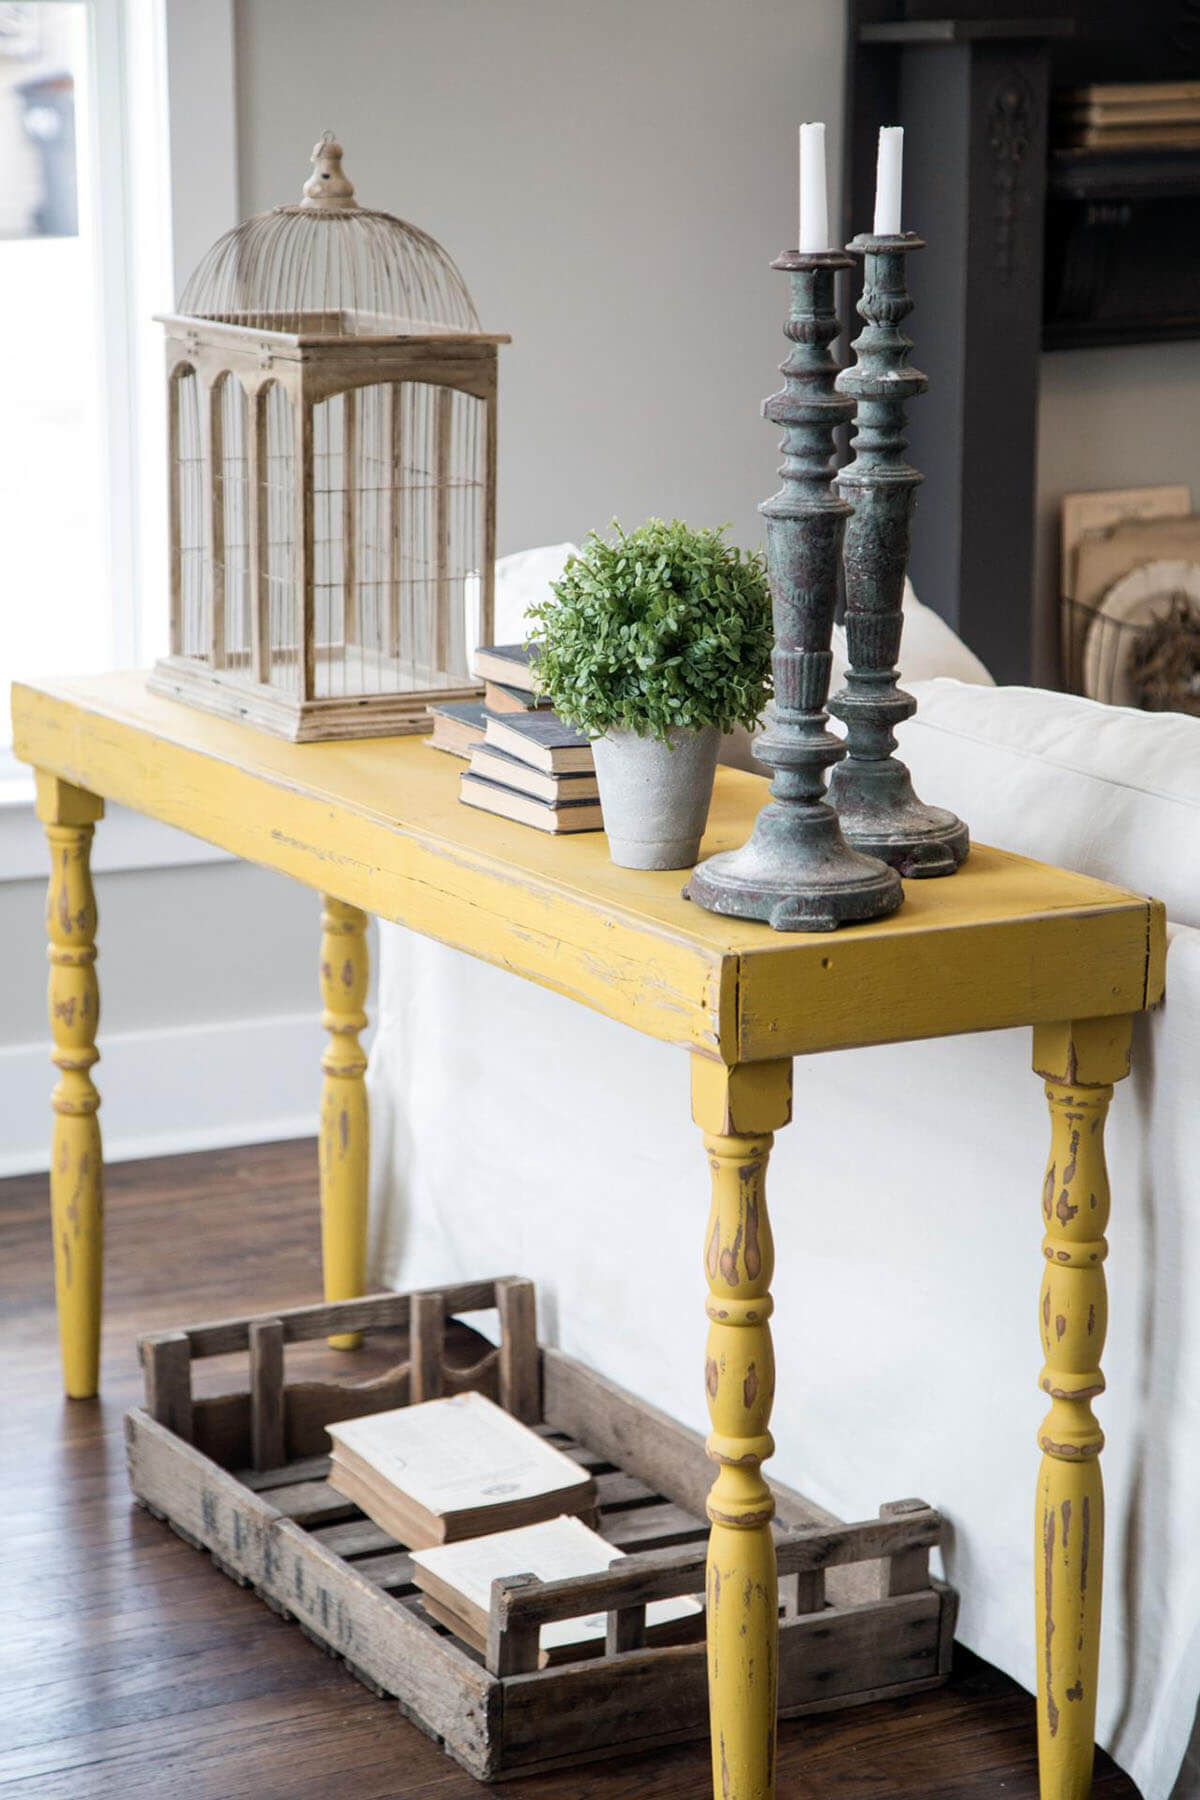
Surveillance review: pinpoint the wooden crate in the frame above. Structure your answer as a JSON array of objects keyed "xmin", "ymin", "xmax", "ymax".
[{"xmin": 127, "ymin": 1276, "xmax": 958, "ymax": 1781}]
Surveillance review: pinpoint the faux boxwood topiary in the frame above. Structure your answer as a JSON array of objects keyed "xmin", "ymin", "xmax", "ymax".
[{"xmin": 526, "ymin": 519, "xmax": 773, "ymax": 743}]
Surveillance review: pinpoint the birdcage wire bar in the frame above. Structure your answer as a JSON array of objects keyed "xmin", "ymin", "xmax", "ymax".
[{"xmin": 151, "ymin": 133, "xmax": 506, "ymax": 741}]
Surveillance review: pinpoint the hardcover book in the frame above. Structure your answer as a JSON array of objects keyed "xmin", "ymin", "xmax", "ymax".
[
  {"xmin": 460, "ymin": 773, "xmax": 604, "ymax": 833},
  {"xmin": 326, "ymin": 1391, "xmax": 596, "ymax": 1547},
  {"xmin": 410, "ymin": 1513, "xmax": 703, "ymax": 1664},
  {"xmin": 484, "ymin": 679, "xmax": 554, "ymax": 715},
  {"xmin": 1063, "ymin": 81, "xmax": 1200, "ymax": 105},
  {"xmin": 468, "ymin": 745, "xmax": 600, "ymax": 805},
  {"xmin": 473, "ymin": 643, "xmax": 542, "ymax": 695},
  {"xmin": 483, "ymin": 710, "xmax": 594, "ymax": 774},
  {"xmin": 427, "ymin": 699, "xmax": 489, "ymax": 758}
]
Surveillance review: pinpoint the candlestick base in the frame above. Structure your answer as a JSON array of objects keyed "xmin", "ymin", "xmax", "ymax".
[
  {"xmin": 828, "ymin": 758, "xmax": 969, "ymax": 879},
  {"xmin": 686, "ymin": 798, "xmax": 902, "ymax": 932},
  {"xmin": 829, "ymin": 228, "xmax": 969, "ymax": 883}
]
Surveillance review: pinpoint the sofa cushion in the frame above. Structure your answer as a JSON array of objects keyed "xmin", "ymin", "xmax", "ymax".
[
  {"xmin": 900, "ymin": 679, "xmax": 1200, "ymax": 929},
  {"xmin": 839, "ymin": 578, "xmax": 995, "ymax": 687},
  {"xmin": 491, "ymin": 543, "xmax": 578, "ymax": 642}
]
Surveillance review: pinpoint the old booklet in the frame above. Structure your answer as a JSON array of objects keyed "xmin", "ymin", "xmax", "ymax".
[
  {"xmin": 326, "ymin": 1391, "xmax": 596, "ymax": 1547},
  {"xmin": 410, "ymin": 1513, "xmax": 704, "ymax": 1663}
]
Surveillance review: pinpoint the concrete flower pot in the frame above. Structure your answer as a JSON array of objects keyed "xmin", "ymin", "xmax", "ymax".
[{"xmin": 593, "ymin": 724, "xmax": 721, "ymax": 870}]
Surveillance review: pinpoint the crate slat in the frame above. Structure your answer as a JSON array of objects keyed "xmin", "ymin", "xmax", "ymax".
[
  {"xmin": 497, "ymin": 1591, "xmax": 942, "ymax": 1768},
  {"xmin": 249, "ymin": 1319, "xmax": 285, "ymax": 1471},
  {"xmin": 410, "ymin": 1291, "xmax": 446, "ymax": 1403},
  {"xmin": 551, "ymin": 1444, "xmax": 614, "ymax": 1474},
  {"xmin": 542, "ymin": 1345, "xmax": 839, "ymax": 1533},
  {"xmin": 128, "ymin": 1285, "xmax": 955, "ymax": 1783},
  {"xmin": 355, "ymin": 1549, "xmax": 417, "ymax": 1590},
  {"xmin": 311, "ymin": 1517, "xmax": 398, "ymax": 1558},
  {"xmin": 600, "ymin": 1502, "xmax": 707, "ymax": 1552},
  {"xmin": 593, "ymin": 1469, "xmax": 659, "ymax": 1510},
  {"xmin": 242, "ymin": 1453, "xmax": 332, "ymax": 1491},
  {"xmin": 268, "ymin": 1480, "xmax": 359, "ymax": 1526},
  {"xmin": 177, "ymin": 1278, "xmax": 505, "ymax": 1358},
  {"xmin": 142, "ymin": 1332, "xmax": 194, "ymax": 1442},
  {"xmin": 496, "ymin": 1278, "xmax": 540, "ymax": 1423}
]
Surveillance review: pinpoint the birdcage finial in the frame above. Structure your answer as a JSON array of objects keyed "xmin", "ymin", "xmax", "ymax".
[{"xmin": 300, "ymin": 131, "xmax": 359, "ymax": 210}]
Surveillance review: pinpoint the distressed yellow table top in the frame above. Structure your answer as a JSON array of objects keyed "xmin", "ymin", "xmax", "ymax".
[{"xmin": 12, "ymin": 673, "xmax": 1166, "ymax": 1064}]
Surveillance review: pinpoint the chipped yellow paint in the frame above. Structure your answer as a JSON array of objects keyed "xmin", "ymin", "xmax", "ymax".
[
  {"xmin": 36, "ymin": 772, "xmax": 105, "ymax": 1399},
  {"xmin": 1031, "ymin": 1017, "xmax": 1132, "ymax": 1800},
  {"xmin": 13, "ymin": 675, "xmax": 736, "ymax": 1058},
  {"xmin": 319, "ymin": 897, "xmax": 369, "ymax": 1351},
  {"xmin": 693, "ymin": 1055, "xmax": 792, "ymax": 1800},
  {"xmin": 11, "ymin": 676, "xmax": 1164, "ymax": 1067}
]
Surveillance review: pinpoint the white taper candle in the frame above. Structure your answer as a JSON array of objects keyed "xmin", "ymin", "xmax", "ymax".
[
  {"xmin": 873, "ymin": 125, "xmax": 903, "ymax": 235},
  {"xmin": 798, "ymin": 122, "xmax": 829, "ymax": 254}
]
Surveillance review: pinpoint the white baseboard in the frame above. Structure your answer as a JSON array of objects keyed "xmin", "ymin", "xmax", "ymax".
[{"xmin": 0, "ymin": 1009, "xmax": 327, "ymax": 1176}]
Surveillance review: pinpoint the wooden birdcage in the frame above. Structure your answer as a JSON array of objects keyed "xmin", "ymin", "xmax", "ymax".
[{"xmin": 150, "ymin": 134, "xmax": 508, "ymax": 740}]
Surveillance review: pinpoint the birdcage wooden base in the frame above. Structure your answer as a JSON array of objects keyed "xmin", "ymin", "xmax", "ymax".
[
  {"xmin": 127, "ymin": 1281, "xmax": 957, "ymax": 1781},
  {"xmin": 149, "ymin": 658, "xmax": 483, "ymax": 741}
]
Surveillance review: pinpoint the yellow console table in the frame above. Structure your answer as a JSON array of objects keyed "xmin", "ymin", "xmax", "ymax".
[{"xmin": 12, "ymin": 671, "xmax": 1165, "ymax": 1800}]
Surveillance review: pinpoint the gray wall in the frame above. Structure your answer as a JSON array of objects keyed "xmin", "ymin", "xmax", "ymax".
[
  {"xmin": 1035, "ymin": 343, "xmax": 1200, "ymax": 685},
  {"xmin": 235, "ymin": 0, "xmax": 846, "ymax": 556}
]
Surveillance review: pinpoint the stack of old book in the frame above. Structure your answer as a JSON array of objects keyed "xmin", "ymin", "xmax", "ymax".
[
  {"xmin": 427, "ymin": 642, "xmax": 601, "ymax": 834},
  {"xmin": 326, "ymin": 1391, "xmax": 598, "ymax": 1545},
  {"xmin": 425, "ymin": 642, "xmax": 551, "ymax": 759},
  {"xmin": 325, "ymin": 1391, "xmax": 701, "ymax": 1666},
  {"xmin": 1057, "ymin": 81, "xmax": 1200, "ymax": 151},
  {"xmin": 461, "ymin": 709, "xmax": 600, "ymax": 832}
]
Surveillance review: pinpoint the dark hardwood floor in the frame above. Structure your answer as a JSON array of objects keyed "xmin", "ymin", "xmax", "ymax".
[{"xmin": 0, "ymin": 1139, "xmax": 1139, "ymax": 1799}]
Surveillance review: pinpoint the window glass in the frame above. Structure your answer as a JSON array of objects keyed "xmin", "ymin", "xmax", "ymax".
[{"xmin": 0, "ymin": 2, "xmax": 110, "ymax": 732}]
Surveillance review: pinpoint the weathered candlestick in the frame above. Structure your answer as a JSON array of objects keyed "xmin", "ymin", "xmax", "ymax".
[
  {"xmin": 828, "ymin": 233, "xmax": 968, "ymax": 877},
  {"xmin": 686, "ymin": 252, "xmax": 901, "ymax": 932}
]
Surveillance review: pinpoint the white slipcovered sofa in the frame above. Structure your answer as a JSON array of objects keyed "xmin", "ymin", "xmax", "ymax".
[{"xmin": 366, "ymin": 548, "xmax": 1200, "ymax": 1800}]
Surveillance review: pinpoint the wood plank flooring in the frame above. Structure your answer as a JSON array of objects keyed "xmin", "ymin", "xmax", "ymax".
[{"xmin": 0, "ymin": 1139, "xmax": 1140, "ymax": 1798}]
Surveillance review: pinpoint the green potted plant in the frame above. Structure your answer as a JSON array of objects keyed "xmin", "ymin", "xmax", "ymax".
[{"xmin": 528, "ymin": 519, "xmax": 774, "ymax": 869}]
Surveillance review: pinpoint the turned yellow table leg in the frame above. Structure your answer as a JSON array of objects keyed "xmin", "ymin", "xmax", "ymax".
[
  {"xmin": 319, "ymin": 896, "xmax": 369, "ymax": 1350},
  {"xmin": 1031, "ymin": 1017, "xmax": 1133, "ymax": 1800},
  {"xmin": 692, "ymin": 1054, "xmax": 793, "ymax": 1800},
  {"xmin": 35, "ymin": 772, "xmax": 105, "ymax": 1399}
]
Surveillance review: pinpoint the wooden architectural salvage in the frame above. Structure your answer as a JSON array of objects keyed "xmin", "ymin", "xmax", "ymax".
[
  {"xmin": 150, "ymin": 135, "xmax": 508, "ymax": 740},
  {"xmin": 126, "ymin": 1278, "xmax": 957, "ymax": 1782}
]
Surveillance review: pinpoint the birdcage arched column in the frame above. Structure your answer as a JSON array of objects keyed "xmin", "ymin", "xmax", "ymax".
[
  {"xmin": 209, "ymin": 372, "xmax": 253, "ymax": 674},
  {"xmin": 167, "ymin": 360, "xmax": 206, "ymax": 666},
  {"xmin": 150, "ymin": 134, "xmax": 507, "ymax": 741},
  {"xmin": 247, "ymin": 381, "xmax": 270, "ymax": 684}
]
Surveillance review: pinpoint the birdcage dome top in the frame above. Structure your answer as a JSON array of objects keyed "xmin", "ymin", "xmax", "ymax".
[{"xmin": 177, "ymin": 134, "xmax": 482, "ymax": 338}]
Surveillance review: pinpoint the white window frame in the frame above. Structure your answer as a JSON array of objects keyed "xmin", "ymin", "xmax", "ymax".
[{"xmin": 0, "ymin": 0, "xmax": 238, "ymax": 879}]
